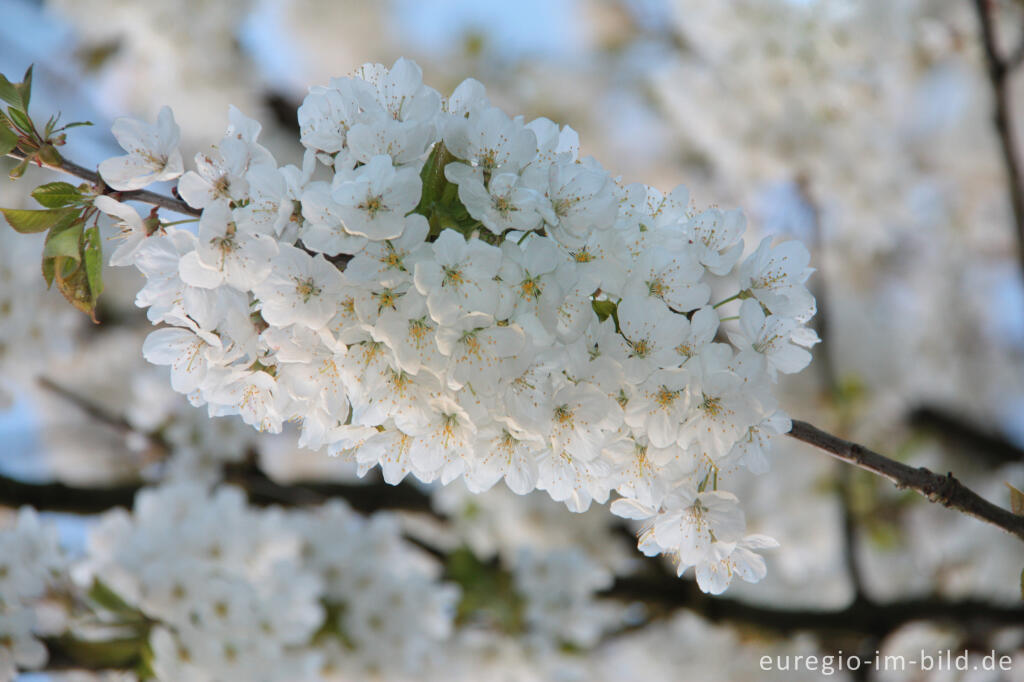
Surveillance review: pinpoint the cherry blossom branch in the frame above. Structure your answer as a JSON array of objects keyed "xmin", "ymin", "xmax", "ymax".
[
  {"xmin": 787, "ymin": 420, "xmax": 1024, "ymax": 542},
  {"xmin": 973, "ymin": 0, "xmax": 1024, "ymax": 271},
  {"xmin": 5, "ymin": 148, "xmax": 200, "ymax": 217},
  {"xmin": 5, "ymin": 149, "xmax": 353, "ymax": 268}
]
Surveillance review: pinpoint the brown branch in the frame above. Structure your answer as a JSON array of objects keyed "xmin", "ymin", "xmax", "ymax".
[
  {"xmin": 0, "ymin": 473, "xmax": 139, "ymax": 514},
  {"xmin": 223, "ymin": 461, "xmax": 434, "ymax": 514},
  {"xmin": 6, "ymin": 149, "xmax": 200, "ymax": 217},
  {"xmin": 606, "ymin": 573, "xmax": 1024, "ymax": 636},
  {"xmin": 974, "ymin": 0, "xmax": 1024, "ymax": 271},
  {"xmin": 0, "ymin": 467, "xmax": 432, "ymax": 516},
  {"xmin": 1011, "ymin": 38, "xmax": 1024, "ymax": 71},
  {"xmin": 796, "ymin": 175, "xmax": 868, "ymax": 603},
  {"xmin": 787, "ymin": 420, "xmax": 1024, "ymax": 542},
  {"xmin": 908, "ymin": 404, "xmax": 1024, "ymax": 466},
  {"xmin": 36, "ymin": 376, "xmax": 150, "ymax": 440}
]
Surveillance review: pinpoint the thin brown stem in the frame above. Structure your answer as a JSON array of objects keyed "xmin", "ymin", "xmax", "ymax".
[
  {"xmin": 974, "ymin": 0, "xmax": 1024, "ymax": 272},
  {"xmin": 787, "ymin": 420, "xmax": 1024, "ymax": 542},
  {"xmin": 5, "ymin": 148, "xmax": 200, "ymax": 217},
  {"xmin": 5, "ymin": 150, "xmax": 355, "ymax": 269}
]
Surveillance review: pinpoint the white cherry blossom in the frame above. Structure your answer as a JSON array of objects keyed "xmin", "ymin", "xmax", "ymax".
[
  {"xmin": 98, "ymin": 105, "xmax": 183, "ymax": 191},
  {"xmin": 332, "ymin": 154, "xmax": 421, "ymax": 240},
  {"xmin": 251, "ymin": 243, "xmax": 345, "ymax": 330},
  {"xmin": 413, "ymin": 230, "xmax": 503, "ymax": 326}
]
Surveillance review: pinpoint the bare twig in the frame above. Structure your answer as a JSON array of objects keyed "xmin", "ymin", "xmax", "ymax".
[
  {"xmin": 36, "ymin": 376, "xmax": 156, "ymax": 442},
  {"xmin": 974, "ymin": 0, "xmax": 1024, "ymax": 271},
  {"xmin": 787, "ymin": 420, "xmax": 1024, "ymax": 542},
  {"xmin": 796, "ymin": 175, "xmax": 868, "ymax": 604}
]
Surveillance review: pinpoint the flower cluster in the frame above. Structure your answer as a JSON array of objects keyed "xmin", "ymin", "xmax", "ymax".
[
  {"xmin": 95, "ymin": 58, "xmax": 817, "ymax": 593},
  {"xmin": 0, "ymin": 509, "xmax": 68, "ymax": 679},
  {"xmin": 84, "ymin": 484, "xmax": 458, "ymax": 680}
]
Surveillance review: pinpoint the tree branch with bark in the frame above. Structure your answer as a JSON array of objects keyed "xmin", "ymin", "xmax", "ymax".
[{"xmin": 974, "ymin": 0, "xmax": 1024, "ymax": 272}]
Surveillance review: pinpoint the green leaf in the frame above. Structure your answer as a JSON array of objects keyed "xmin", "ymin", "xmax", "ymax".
[
  {"xmin": 0, "ymin": 65, "xmax": 32, "ymax": 113},
  {"xmin": 0, "ymin": 72, "xmax": 22, "ymax": 111},
  {"xmin": 43, "ymin": 113, "xmax": 57, "ymax": 138},
  {"xmin": 31, "ymin": 181, "xmax": 82, "ymax": 208},
  {"xmin": 591, "ymin": 299, "xmax": 617, "ymax": 322},
  {"xmin": 42, "ymin": 219, "xmax": 83, "ymax": 262},
  {"xmin": 83, "ymin": 225, "xmax": 104, "ymax": 307},
  {"xmin": 16, "ymin": 65, "xmax": 32, "ymax": 111},
  {"xmin": 0, "ymin": 206, "xmax": 78, "ymax": 234},
  {"xmin": 41, "ymin": 256, "xmax": 55, "ymax": 288},
  {"xmin": 37, "ymin": 143, "xmax": 61, "ymax": 166},
  {"xmin": 8, "ymin": 155, "xmax": 29, "ymax": 179},
  {"xmin": 1008, "ymin": 482, "xmax": 1024, "ymax": 516},
  {"xmin": 445, "ymin": 547, "xmax": 524, "ymax": 633},
  {"xmin": 415, "ymin": 142, "xmax": 456, "ymax": 228},
  {"xmin": 41, "ymin": 217, "xmax": 103, "ymax": 322},
  {"xmin": 0, "ymin": 124, "xmax": 16, "ymax": 155},
  {"xmin": 62, "ymin": 120, "xmax": 94, "ymax": 130},
  {"xmin": 88, "ymin": 578, "xmax": 134, "ymax": 614},
  {"xmin": 50, "ymin": 634, "xmax": 146, "ymax": 669},
  {"xmin": 7, "ymin": 107, "xmax": 32, "ymax": 135}
]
